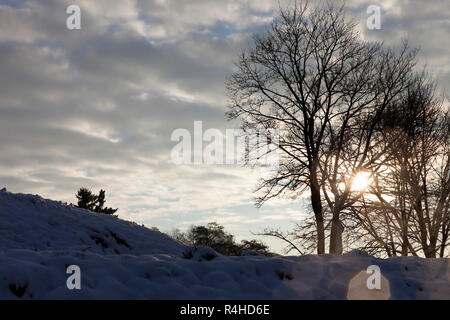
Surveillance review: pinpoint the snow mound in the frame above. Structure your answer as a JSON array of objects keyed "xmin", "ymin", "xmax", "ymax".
[
  {"xmin": 0, "ymin": 189, "xmax": 185, "ymax": 256},
  {"xmin": 0, "ymin": 189, "xmax": 449, "ymax": 299}
]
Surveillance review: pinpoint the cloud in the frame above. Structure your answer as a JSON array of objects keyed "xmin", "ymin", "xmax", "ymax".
[{"xmin": 0, "ymin": 0, "xmax": 448, "ymax": 253}]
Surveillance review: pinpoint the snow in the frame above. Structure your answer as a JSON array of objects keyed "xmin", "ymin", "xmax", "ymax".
[{"xmin": 0, "ymin": 188, "xmax": 449, "ymax": 299}]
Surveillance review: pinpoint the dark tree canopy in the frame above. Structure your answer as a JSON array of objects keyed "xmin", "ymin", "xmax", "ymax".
[
  {"xmin": 171, "ymin": 222, "xmax": 273, "ymax": 256},
  {"xmin": 76, "ymin": 188, "xmax": 118, "ymax": 215}
]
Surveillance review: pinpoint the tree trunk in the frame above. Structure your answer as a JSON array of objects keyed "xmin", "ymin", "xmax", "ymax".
[
  {"xmin": 440, "ymin": 223, "xmax": 449, "ymax": 258},
  {"xmin": 315, "ymin": 216, "xmax": 325, "ymax": 254},
  {"xmin": 439, "ymin": 236, "xmax": 447, "ymax": 258},
  {"xmin": 329, "ymin": 217, "xmax": 344, "ymax": 254},
  {"xmin": 310, "ymin": 171, "xmax": 325, "ymax": 254},
  {"xmin": 426, "ymin": 237, "xmax": 437, "ymax": 258},
  {"xmin": 400, "ymin": 207, "xmax": 409, "ymax": 256}
]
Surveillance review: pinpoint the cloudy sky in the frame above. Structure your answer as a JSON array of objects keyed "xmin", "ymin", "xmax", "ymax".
[{"xmin": 0, "ymin": 0, "xmax": 449, "ymax": 253}]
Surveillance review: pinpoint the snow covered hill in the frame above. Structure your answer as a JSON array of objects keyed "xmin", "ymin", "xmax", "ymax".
[{"xmin": 0, "ymin": 189, "xmax": 449, "ymax": 299}]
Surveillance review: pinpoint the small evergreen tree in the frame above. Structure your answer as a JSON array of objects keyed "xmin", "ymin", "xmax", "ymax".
[
  {"xmin": 94, "ymin": 189, "xmax": 106, "ymax": 212},
  {"xmin": 75, "ymin": 188, "xmax": 118, "ymax": 215},
  {"xmin": 76, "ymin": 188, "xmax": 97, "ymax": 211}
]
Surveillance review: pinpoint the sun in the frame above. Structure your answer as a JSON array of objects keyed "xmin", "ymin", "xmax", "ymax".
[{"xmin": 351, "ymin": 171, "xmax": 372, "ymax": 191}]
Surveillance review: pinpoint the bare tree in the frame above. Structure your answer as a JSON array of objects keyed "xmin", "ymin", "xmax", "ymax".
[
  {"xmin": 318, "ymin": 43, "xmax": 417, "ymax": 254},
  {"xmin": 351, "ymin": 74, "xmax": 449, "ymax": 257},
  {"xmin": 227, "ymin": 1, "xmax": 417, "ymax": 253}
]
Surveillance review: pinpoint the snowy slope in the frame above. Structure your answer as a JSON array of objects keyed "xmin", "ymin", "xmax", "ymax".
[{"xmin": 0, "ymin": 189, "xmax": 449, "ymax": 299}]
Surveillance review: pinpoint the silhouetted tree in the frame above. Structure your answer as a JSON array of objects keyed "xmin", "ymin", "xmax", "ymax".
[
  {"xmin": 227, "ymin": 0, "xmax": 418, "ymax": 254},
  {"xmin": 239, "ymin": 239, "xmax": 272, "ymax": 256},
  {"xmin": 349, "ymin": 76, "xmax": 449, "ymax": 258},
  {"xmin": 76, "ymin": 188, "xmax": 97, "ymax": 211},
  {"xmin": 171, "ymin": 222, "xmax": 273, "ymax": 256},
  {"xmin": 76, "ymin": 188, "xmax": 118, "ymax": 215}
]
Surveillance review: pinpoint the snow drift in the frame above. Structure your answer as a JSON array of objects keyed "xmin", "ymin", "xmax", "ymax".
[{"xmin": 0, "ymin": 189, "xmax": 449, "ymax": 299}]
